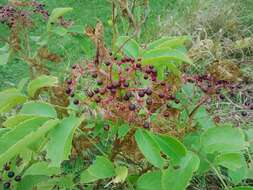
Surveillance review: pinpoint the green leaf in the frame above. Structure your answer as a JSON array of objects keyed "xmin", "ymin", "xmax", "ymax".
[
  {"xmin": 0, "ymin": 128, "xmax": 10, "ymax": 136},
  {"xmin": 3, "ymin": 115, "xmax": 47, "ymax": 128},
  {"xmin": 0, "ymin": 119, "xmax": 59, "ymax": 167},
  {"xmin": 51, "ymin": 26, "xmax": 68, "ymax": 36},
  {"xmin": 115, "ymin": 36, "xmax": 140, "ymax": 58},
  {"xmin": 162, "ymin": 152, "xmax": 200, "ymax": 190},
  {"xmin": 20, "ymin": 101, "xmax": 57, "ymax": 118},
  {"xmin": 17, "ymin": 175, "xmax": 49, "ymax": 190},
  {"xmin": 200, "ymin": 125, "xmax": 248, "ymax": 154},
  {"xmin": 153, "ymin": 134, "xmax": 187, "ymax": 164},
  {"xmin": 142, "ymin": 47, "xmax": 192, "ymax": 65},
  {"xmin": 24, "ymin": 161, "xmax": 60, "ymax": 177},
  {"xmin": 47, "ymin": 7, "xmax": 73, "ymax": 31},
  {"xmin": 80, "ymin": 156, "xmax": 115, "ymax": 183},
  {"xmin": 27, "ymin": 75, "xmax": 58, "ymax": 97},
  {"xmin": 0, "ymin": 43, "xmax": 10, "ymax": 65},
  {"xmin": 194, "ymin": 106, "xmax": 215, "ymax": 129},
  {"xmin": 147, "ymin": 36, "xmax": 191, "ymax": 50},
  {"xmin": 135, "ymin": 129, "xmax": 164, "ymax": 168},
  {"xmin": 232, "ymin": 187, "xmax": 253, "ymax": 190},
  {"xmin": 214, "ymin": 153, "xmax": 245, "ymax": 171},
  {"xmin": 0, "ymin": 88, "xmax": 27, "ymax": 114},
  {"xmin": 112, "ymin": 166, "xmax": 128, "ymax": 183},
  {"xmin": 118, "ymin": 124, "xmax": 130, "ymax": 139},
  {"xmin": 47, "ymin": 116, "xmax": 84, "ymax": 167},
  {"xmin": 136, "ymin": 171, "xmax": 162, "ymax": 190}
]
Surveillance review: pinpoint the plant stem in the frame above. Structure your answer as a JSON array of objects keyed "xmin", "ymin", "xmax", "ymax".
[{"xmin": 212, "ymin": 166, "xmax": 229, "ymax": 190}]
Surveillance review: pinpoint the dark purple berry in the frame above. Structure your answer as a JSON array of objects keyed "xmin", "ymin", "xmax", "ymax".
[
  {"xmin": 65, "ymin": 88, "xmax": 72, "ymax": 95},
  {"xmin": 7, "ymin": 171, "xmax": 14, "ymax": 178},
  {"xmin": 94, "ymin": 96, "xmax": 101, "ymax": 103},
  {"xmin": 103, "ymin": 124, "xmax": 110, "ymax": 131},
  {"xmin": 3, "ymin": 182, "xmax": 11, "ymax": 189},
  {"xmin": 67, "ymin": 79, "xmax": 72, "ymax": 85},
  {"xmin": 14, "ymin": 175, "xmax": 21, "ymax": 182},
  {"xmin": 146, "ymin": 98, "xmax": 152, "ymax": 105},
  {"xmin": 94, "ymin": 88, "xmax": 100, "ymax": 94},
  {"xmin": 99, "ymin": 88, "xmax": 106, "ymax": 95},
  {"xmin": 105, "ymin": 62, "xmax": 111, "ymax": 66},
  {"xmin": 145, "ymin": 88, "xmax": 152, "ymax": 96},
  {"xmin": 111, "ymin": 88, "xmax": 117, "ymax": 94},
  {"xmin": 123, "ymin": 81, "xmax": 129, "ymax": 88},
  {"xmin": 136, "ymin": 63, "xmax": 141, "ymax": 69},
  {"xmin": 160, "ymin": 81, "xmax": 166, "ymax": 86},
  {"xmin": 72, "ymin": 65, "xmax": 77, "ymax": 69},
  {"xmin": 144, "ymin": 75, "xmax": 149, "ymax": 80},
  {"xmin": 123, "ymin": 95, "xmax": 130, "ymax": 101},
  {"xmin": 159, "ymin": 93, "xmax": 165, "ymax": 99},
  {"xmin": 138, "ymin": 91, "xmax": 145, "ymax": 98},
  {"xmin": 129, "ymin": 103, "xmax": 136, "ymax": 111},
  {"xmin": 91, "ymin": 73, "xmax": 98, "ymax": 78},
  {"xmin": 241, "ymin": 111, "xmax": 247, "ymax": 117},
  {"xmin": 73, "ymin": 99, "xmax": 79, "ymax": 105},
  {"xmin": 97, "ymin": 79, "xmax": 103, "ymax": 86},
  {"xmin": 4, "ymin": 164, "xmax": 10, "ymax": 171},
  {"xmin": 175, "ymin": 99, "xmax": 180, "ymax": 104},
  {"xmin": 143, "ymin": 122, "xmax": 151, "ymax": 129}
]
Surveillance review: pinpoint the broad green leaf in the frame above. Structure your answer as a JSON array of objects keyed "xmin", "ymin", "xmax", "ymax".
[
  {"xmin": 81, "ymin": 156, "xmax": 115, "ymax": 183},
  {"xmin": 0, "ymin": 88, "xmax": 27, "ymax": 114},
  {"xmin": 115, "ymin": 36, "xmax": 139, "ymax": 58},
  {"xmin": 0, "ymin": 128, "xmax": 10, "ymax": 136},
  {"xmin": 112, "ymin": 166, "xmax": 128, "ymax": 183},
  {"xmin": 142, "ymin": 47, "xmax": 192, "ymax": 65},
  {"xmin": 80, "ymin": 170, "xmax": 98, "ymax": 183},
  {"xmin": 153, "ymin": 134, "xmax": 187, "ymax": 164},
  {"xmin": 232, "ymin": 187, "xmax": 253, "ymax": 190},
  {"xmin": 47, "ymin": 116, "xmax": 84, "ymax": 167},
  {"xmin": 194, "ymin": 106, "xmax": 215, "ymax": 129},
  {"xmin": 17, "ymin": 175, "xmax": 49, "ymax": 190},
  {"xmin": 136, "ymin": 171, "xmax": 162, "ymax": 190},
  {"xmin": 3, "ymin": 114, "xmax": 47, "ymax": 128},
  {"xmin": 68, "ymin": 25, "xmax": 84, "ymax": 34},
  {"xmin": 118, "ymin": 124, "xmax": 130, "ymax": 139},
  {"xmin": 24, "ymin": 161, "xmax": 60, "ymax": 177},
  {"xmin": 214, "ymin": 153, "xmax": 245, "ymax": 171},
  {"xmin": 20, "ymin": 101, "xmax": 57, "ymax": 118},
  {"xmin": 135, "ymin": 129, "xmax": 164, "ymax": 168},
  {"xmin": 200, "ymin": 125, "xmax": 248, "ymax": 154},
  {"xmin": 0, "ymin": 119, "xmax": 59, "ymax": 166},
  {"xmin": 27, "ymin": 75, "xmax": 58, "ymax": 97},
  {"xmin": 51, "ymin": 26, "xmax": 68, "ymax": 36},
  {"xmin": 162, "ymin": 152, "xmax": 200, "ymax": 190},
  {"xmin": 17, "ymin": 77, "xmax": 29, "ymax": 91},
  {"xmin": 228, "ymin": 165, "xmax": 247, "ymax": 185},
  {"xmin": 47, "ymin": 7, "xmax": 73, "ymax": 31},
  {"xmin": 0, "ymin": 43, "xmax": 10, "ymax": 65},
  {"xmin": 147, "ymin": 36, "xmax": 191, "ymax": 50}
]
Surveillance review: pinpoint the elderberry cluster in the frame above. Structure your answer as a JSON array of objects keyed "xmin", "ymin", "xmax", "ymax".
[
  {"xmin": 0, "ymin": 1, "xmax": 50, "ymax": 29},
  {"xmin": 66, "ymin": 55, "xmax": 181, "ymax": 129},
  {"xmin": 0, "ymin": 163, "xmax": 21, "ymax": 189},
  {"xmin": 31, "ymin": 1, "xmax": 49, "ymax": 20}
]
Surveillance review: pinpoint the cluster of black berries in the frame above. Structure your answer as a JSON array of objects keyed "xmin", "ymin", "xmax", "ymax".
[
  {"xmin": 0, "ymin": 5, "xmax": 19, "ymax": 27},
  {"xmin": 1, "ymin": 163, "xmax": 21, "ymax": 189},
  {"xmin": 0, "ymin": 1, "xmax": 49, "ymax": 29},
  {"xmin": 65, "ymin": 55, "xmax": 181, "ymax": 130},
  {"xmin": 185, "ymin": 74, "xmax": 237, "ymax": 95},
  {"xmin": 31, "ymin": 1, "xmax": 49, "ymax": 20}
]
